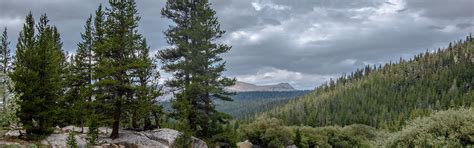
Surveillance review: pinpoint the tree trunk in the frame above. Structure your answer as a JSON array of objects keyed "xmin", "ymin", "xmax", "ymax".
[
  {"xmin": 131, "ymin": 110, "xmax": 139, "ymax": 130},
  {"xmin": 143, "ymin": 114, "xmax": 152, "ymax": 130},
  {"xmin": 152, "ymin": 112, "xmax": 161, "ymax": 129},
  {"xmin": 110, "ymin": 101, "xmax": 121, "ymax": 139}
]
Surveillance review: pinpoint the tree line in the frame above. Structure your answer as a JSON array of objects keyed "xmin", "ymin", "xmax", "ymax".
[{"xmin": 0, "ymin": 0, "xmax": 234, "ymax": 144}]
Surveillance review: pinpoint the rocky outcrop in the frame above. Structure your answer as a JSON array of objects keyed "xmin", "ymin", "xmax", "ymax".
[
  {"xmin": 4, "ymin": 130, "xmax": 24, "ymax": 138},
  {"xmin": 40, "ymin": 132, "xmax": 88, "ymax": 147},
  {"xmin": 236, "ymin": 140, "xmax": 253, "ymax": 148},
  {"xmin": 4, "ymin": 127, "xmax": 207, "ymax": 148},
  {"xmin": 99, "ymin": 130, "xmax": 167, "ymax": 147}
]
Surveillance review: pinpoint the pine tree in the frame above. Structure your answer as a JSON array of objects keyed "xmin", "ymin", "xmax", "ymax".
[
  {"xmin": 62, "ymin": 55, "xmax": 78, "ymax": 126},
  {"xmin": 130, "ymin": 38, "xmax": 162, "ymax": 130},
  {"xmin": 93, "ymin": 0, "xmax": 147, "ymax": 138},
  {"xmin": 64, "ymin": 15, "xmax": 95, "ymax": 129},
  {"xmin": 1, "ymin": 27, "xmax": 11, "ymax": 111},
  {"xmin": 1, "ymin": 27, "xmax": 10, "ymax": 75},
  {"xmin": 10, "ymin": 13, "xmax": 65, "ymax": 138},
  {"xmin": 92, "ymin": 4, "xmax": 105, "ymax": 63},
  {"xmin": 86, "ymin": 113, "xmax": 99, "ymax": 145},
  {"xmin": 66, "ymin": 131, "xmax": 78, "ymax": 148},
  {"xmin": 75, "ymin": 15, "xmax": 95, "ymax": 103},
  {"xmin": 159, "ymin": 0, "xmax": 235, "ymax": 140},
  {"xmin": 90, "ymin": 4, "xmax": 108, "ymax": 125}
]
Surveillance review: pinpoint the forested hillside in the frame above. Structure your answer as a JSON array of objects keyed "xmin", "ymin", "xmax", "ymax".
[
  {"xmin": 215, "ymin": 91, "xmax": 309, "ymax": 118},
  {"xmin": 162, "ymin": 91, "xmax": 309, "ymax": 119},
  {"xmin": 260, "ymin": 36, "xmax": 474, "ymax": 131}
]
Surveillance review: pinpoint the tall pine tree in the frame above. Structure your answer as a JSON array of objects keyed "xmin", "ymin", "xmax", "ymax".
[
  {"xmin": 159, "ymin": 0, "xmax": 235, "ymax": 140},
  {"xmin": 63, "ymin": 15, "xmax": 95, "ymax": 129},
  {"xmin": 1, "ymin": 27, "xmax": 11, "ymax": 111},
  {"xmin": 1, "ymin": 27, "xmax": 10, "ymax": 74},
  {"xmin": 11, "ymin": 13, "xmax": 65, "ymax": 138},
  {"xmin": 93, "ymin": 0, "xmax": 150, "ymax": 138},
  {"xmin": 130, "ymin": 38, "xmax": 162, "ymax": 130}
]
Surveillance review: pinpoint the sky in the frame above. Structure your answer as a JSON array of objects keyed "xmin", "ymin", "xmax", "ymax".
[{"xmin": 0, "ymin": 0, "xmax": 473, "ymax": 90}]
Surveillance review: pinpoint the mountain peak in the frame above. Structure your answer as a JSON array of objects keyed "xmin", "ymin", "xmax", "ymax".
[{"xmin": 226, "ymin": 81, "xmax": 296, "ymax": 92}]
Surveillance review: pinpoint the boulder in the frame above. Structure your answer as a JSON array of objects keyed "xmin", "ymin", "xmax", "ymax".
[
  {"xmin": 142, "ymin": 128, "xmax": 180, "ymax": 145},
  {"xmin": 62, "ymin": 125, "xmax": 89, "ymax": 133},
  {"xmin": 4, "ymin": 127, "xmax": 208, "ymax": 148},
  {"xmin": 237, "ymin": 140, "xmax": 253, "ymax": 148},
  {"xmin": 142, "ymin": 128, "xmax": 207, "ymax": 148},
  {"xmin": 4, "ymin": 130, "xmax": 24, "ymax": 138},
  {"xmin": 40, "ymin": 132, "xmax": 87, "ymax": 148},
  {"xmin": 98, "ymin": 127, "xmax": 113, "ymax": 135},
  {"xmin": 190, "ymin": 137, "xmax": 207, "ymax": 148},
  {"xmin": 100, "ymin": 128, "xmax": 207, "ymax": 148},
  {"xmin": 100, "ymin": 130, "xmax": 167, "ymax": 147}
]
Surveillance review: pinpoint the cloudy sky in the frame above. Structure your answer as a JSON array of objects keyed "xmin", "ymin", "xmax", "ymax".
[{"xmin": 0, "ymin": 0, "xmax": 473, "ymax": 89}]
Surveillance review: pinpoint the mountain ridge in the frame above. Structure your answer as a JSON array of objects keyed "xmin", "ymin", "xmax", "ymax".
[
  {"xmin": 158, "ymin": 81, "xmax": 297, "ymax": 101},
  {"xmin": 225, "ymin": 81, "xmax": 296, "ymax": 92}
]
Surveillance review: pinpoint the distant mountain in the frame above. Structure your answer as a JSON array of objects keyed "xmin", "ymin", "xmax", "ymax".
[
  {"xmin": 225, "ymin": 81, "xmax": 296, "ymax": 92},
  {"xmin": 157, "ymin": 81, "xmax": 297, "ymax": 101}
]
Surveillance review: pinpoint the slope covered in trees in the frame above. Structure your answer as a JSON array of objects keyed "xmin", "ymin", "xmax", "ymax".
[
  {"xmin": 162, "ymin": 91, "xmax": 310, "ymax": 119},
  {"xmin": 260, "ymin": 36, "xmax": 474, "ymax": 131},
  {"xmin": 215, "ymin": 91, "xmax": 309, "ymax": 118}
]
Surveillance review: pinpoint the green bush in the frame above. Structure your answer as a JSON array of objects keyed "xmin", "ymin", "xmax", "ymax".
[
  {"xmin": 240, "ymin": 117, "xmax": 293, "ymax": 147},
  {"xmin": 86, "ymin": 114, "xmax": 99, "ymax": 145},
  {"xmin": 240, "ymin": 118, "xmax": 381, "ymax": 147},
  {"xmin": 386, "ymin": 107, "xmax": 474, "ymax": 147},
  {"xmin": 66, "ymin": 131, "xmax": 78, "ymax": 148}
]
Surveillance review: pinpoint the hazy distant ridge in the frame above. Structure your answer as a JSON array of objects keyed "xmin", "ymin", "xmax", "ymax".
[{"xmin": 225, "ymin": 81, "xmax": 296, "ymax": 92}]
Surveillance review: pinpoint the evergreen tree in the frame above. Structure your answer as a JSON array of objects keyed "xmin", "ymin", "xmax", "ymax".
[
  {"xmin": 1, "ymin": 27, "xmax": 11, "ymax": 111},
  {"xmin": 90, "ymin": 4, "xmax": 109, "ymax": 125},
  {"xmin": 11, "ymin": 13, "xmax": 65, "ymax": 138},
  {"xmin": 130, "ymin": 38, "xmax": 162, "ymax": 130},
  {"xmin": 64, "ymin": 15, "xmax": 95, "ymax": 128},
  {"xmin": 75, "ymin": 15, "xmax": 95, "ymax": 103},
  {"xmin": 1, "ymin": 27, "xmax": 10, "ymax": 75},
  {"xmin": 66, "ymin": 131, "xmax": 78, "ymax": 148},
  {"xmin": 86, "ymin": 113, "xmax": 99, "ymax": 145},
  {"xmin": 159, "ymin": 0, "xmax": 235, "ymax": 140},
  {"xmin": 93, "ymin": 0, "xmax": 148, "ymax": 138}
]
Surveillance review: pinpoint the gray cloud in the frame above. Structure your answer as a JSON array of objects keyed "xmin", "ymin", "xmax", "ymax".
[
  {"xmin": 1, "ymin": 0, "xmax": 473, "ymax": 89},
  {"xmin": 404, "ymin": 0, "xmax": 473, "ymax": 20},
  {"xmin": 456, "ymin": 22, "xmax": 473, "ymax": 29}
]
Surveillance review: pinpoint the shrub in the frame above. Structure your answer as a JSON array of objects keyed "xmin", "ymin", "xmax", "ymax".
[
  {"xmin": 66, "ymin": 131, "xmax": 78, "ymax": 148},
  {"xmin": 174, "ymin": 133, "xmax": 192, "ymax": 148},
  {"xmin": 86, "ymin": 114, "xmax": 99, "ymax": 145},
  {"xmin": 240, "ymin": 117, "xmax": 293, "ymax": 147},
  {"xmin": 386, "ymin": 107, "xmax": 474, "ymax": 147}
]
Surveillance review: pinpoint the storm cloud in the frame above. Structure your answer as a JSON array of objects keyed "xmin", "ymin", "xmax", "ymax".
[{"xmin": 1, "ymin": 0, "xmax": 473, "ymax": 89}]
